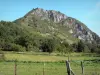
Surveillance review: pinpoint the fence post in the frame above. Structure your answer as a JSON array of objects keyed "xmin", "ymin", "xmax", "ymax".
[
  {"xmin": 68, "ymin": 55, "xmax": 70, "ymax": 62},
  {"xmin": 14, "ymin": 60, "xmax": 17, "ymax": 75},
  {"xmin": 43, "ymin": 62, "xmax": 45, "ymax": 75},
  {"xmin": 66, "ymin": 61, "xmax": 71, "ymax": 75},
  {"xmin": 81, "ymin": 61, "xmax": 84, "ymax": 75},
  {"xmin": 66, "ymin": 61, "xmax": 75, "ymax": 75}
]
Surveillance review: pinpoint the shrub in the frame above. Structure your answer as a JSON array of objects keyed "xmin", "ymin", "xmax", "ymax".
[
  {"xmin": 2, "ymin": 43, "xmax": 26, "ymax": 52},
  {"xmin": 11, "ymin": 44, "xmax": 26, "ymax": 52},
  {"xmin": 0, "ymin": 51, "xmax": 5, "ymax": 61}
]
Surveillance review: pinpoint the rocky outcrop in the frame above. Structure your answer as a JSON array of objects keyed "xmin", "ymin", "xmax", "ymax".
[
  {"xmin": 18, "ymin": 8, "xmax": 100, "ymax": 44},
  {"xmin": 25, "ymin": 8, "xmax": 67, "ymax": 23}
]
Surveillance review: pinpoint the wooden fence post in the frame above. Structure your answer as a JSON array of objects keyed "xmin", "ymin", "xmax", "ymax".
[
  {"xmin": 43, "ymin": 62, "xmax": 45, "ymax": 75},
  {"xmin": 68, "ymin": 55, "xmax": 70, "ymax": 62},
  {"xmin": 70, "ymin": 70, "xmax": 75, "ymax": 75},
  {"xmin": 81, "ymin": 61, "xmax": 84, "ymax": 75},
  {"xmin": 66, "ymin": 61, "xmax": 71, "ymax": 75},
  {"xmin": 66, "ymin": 60, "xmax": 75, "ymax": 75},
  {"xmin": 14, "ymin": 60, "xmax": 17, "ymax": 75}
]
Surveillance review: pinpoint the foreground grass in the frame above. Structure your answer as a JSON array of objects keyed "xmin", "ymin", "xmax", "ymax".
[
  {"xmin": 0, "ymin": 52, "xmax": 100, "ymax": 75},
  {"xmin": 0, "ymin": 61, "xmax": 100, "ymax": 75}
]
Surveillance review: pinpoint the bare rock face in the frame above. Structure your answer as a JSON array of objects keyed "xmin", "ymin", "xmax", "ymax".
[
  {"xmin": 18, "ymin": 8, "xmax": 100, "ymax": 44},
  {"xmin": 60, "ymin": 17, "xmax": 98, "ymax": 43},
  {"xmin": 25, "ymin": 8, "xmax": 67, "ymax": 23},
  {"xmin": 48, "ymin": 10, "xmax": 67, "ymax": 22}
]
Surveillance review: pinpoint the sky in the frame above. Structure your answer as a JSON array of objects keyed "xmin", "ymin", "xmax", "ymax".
[{"xmin": 0, "ymin": 0, "xmax": 100, "ymax": 36}]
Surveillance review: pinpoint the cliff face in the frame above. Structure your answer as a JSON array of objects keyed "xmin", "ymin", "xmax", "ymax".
[
  {"xmin": 25, "ymin": 8, "xmax": 67, "ymax": 23},
  {"xmin": 15, "ymin": 8, "xmax": 100, "ymax": 44}
]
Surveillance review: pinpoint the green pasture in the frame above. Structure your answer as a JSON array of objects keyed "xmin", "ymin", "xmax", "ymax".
[
  {"xmin": 4, "ymin": 52, "xmax": 100, "ymax": 62},
  {"xmin": 0, "ymin": 61, "xmax": 100, "ymax": 75},
  {"xmin": 0, "ymin": 52, "xmax": 100, "ymax": 75}
]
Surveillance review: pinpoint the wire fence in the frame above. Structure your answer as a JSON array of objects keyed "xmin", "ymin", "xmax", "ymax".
[{"xmin": 0, "ymin": 60, "xmax": 100, "ymax": 75}]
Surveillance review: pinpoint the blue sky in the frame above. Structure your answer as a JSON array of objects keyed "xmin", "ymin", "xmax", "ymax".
[{"xmin": 0, "ymin": 0, "xmax": 100, "ymax": 36}]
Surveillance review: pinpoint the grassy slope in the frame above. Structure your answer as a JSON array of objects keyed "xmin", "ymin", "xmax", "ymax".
[
  {"xmin": 4, "ymin": 52, "xmax": 100, "ymax": 62},
  {"xmin": 17, "ymin": 16, "xmax": 78, "ymax": 44}
]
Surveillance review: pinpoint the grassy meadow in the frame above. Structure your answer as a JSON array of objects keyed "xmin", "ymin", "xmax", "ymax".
[
  {"xmin": 4, "ymin": 52, "xmax": 100, "ymax": 62},
  {"xmin": 0, "ymin": 52, "xmax": 100, "ymax": 75}
]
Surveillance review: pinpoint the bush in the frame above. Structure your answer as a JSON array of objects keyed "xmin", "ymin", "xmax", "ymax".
[
  {"xmin": 1, "ymin": 43, "xmax": 26, "ymax": 52},
  {"xmin": 0, "ymin": 52, "xmax": 5, "ymax": 61},
  {"xmin": 11, "ymin": 44, "xmax": 26, "ymax": 52}
]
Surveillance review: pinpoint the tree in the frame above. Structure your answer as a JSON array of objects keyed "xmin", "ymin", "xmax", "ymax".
[
  {"xmin": 71, "ymin": 43, "xmax": 78, "ymax": 52},
  {"xmin": 77, "ymin": 40, "xmax": 85, "ymax": 52},
  {"xmin": 40, "ymin": 38, "xmax": 55, "ymax": 54},
  {"xmin": 15, "ymin": 36, "xmax": 28, "ymax": 47},
  {"xmin": 62, "ymin": 42, "xmax": 70, "ymax": 54}
]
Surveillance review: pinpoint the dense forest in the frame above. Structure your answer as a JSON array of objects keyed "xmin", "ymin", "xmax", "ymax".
[{"xmin": 0, "ymin": 21, "xmax": 100, "ymax": 54}]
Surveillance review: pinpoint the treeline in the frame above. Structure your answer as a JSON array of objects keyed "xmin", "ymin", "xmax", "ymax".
[{"xmin": 0, "ymin": 21, "xmax": 100, "ymax": 53}]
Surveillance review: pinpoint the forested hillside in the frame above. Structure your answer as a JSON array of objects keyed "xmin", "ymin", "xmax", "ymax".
[{"xmin": 0, "ymin": 8, "xmax": 100, "ymax": 53}]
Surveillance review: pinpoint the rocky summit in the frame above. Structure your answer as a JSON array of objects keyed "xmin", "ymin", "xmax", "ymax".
[
  {"xmin": 25, "ymin": 8, "xmax": 67, "ymax": 23},
  {"xmin": 15, "ymin": 8, "xmax": 100, "ymax": 44},
  {"xmin": 0, "ymin": 7, "xmax": 100, "ymax": 52}
]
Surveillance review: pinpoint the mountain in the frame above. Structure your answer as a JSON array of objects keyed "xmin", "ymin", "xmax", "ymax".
[
  {"xmin": 15, "ymin": 8, "xmax": 100, "ymax": 44},
  {"xmin": 0, "ymin": 8, "xmax": 100, "ymax": 52}
]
